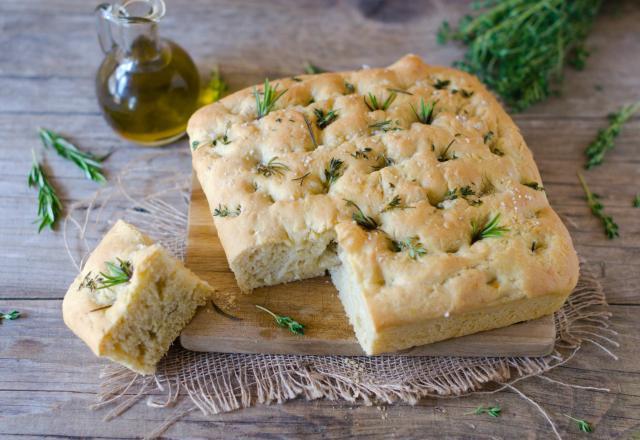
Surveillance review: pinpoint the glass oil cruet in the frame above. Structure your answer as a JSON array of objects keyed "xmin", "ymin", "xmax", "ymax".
[{"xmin": 95, "ymin": 0, "xmax": 200, "ymax": 146}]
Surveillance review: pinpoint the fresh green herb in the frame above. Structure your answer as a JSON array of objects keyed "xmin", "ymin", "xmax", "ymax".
[
  {"xmin": 256, "ymin": 156, "xmax": 290, "ymax": 177},
  {"xmin": 39, "ymin": 128, "xmax": 107, "ymax": 183},
  {"xmin": 459, "ymin": 186, "xmax": 475, "ymax": 197},
  {"xmin": 351, "ymin": 147, "xmax": 372, "ymax": 159},
  {"xmin": 255, "ymin": 305, "xmax": 304, "ymax": 335},
  {"xmin": 386, "ymin": 87, "xmax": 413, "ymax": 95},
  {"xmin": 438, "ymin": 0, "xmax": 602, "ymax": 111},
  {"xmin": 411, "ymin": 98, "xmax": 437, "ymax": 125},
  {"xmin": 523, "ymin": 181, "xmax": 544, "ymax": 191},
  {"xmin": 564, "ymin": 414, "xmax": 593, "ymax": 433},
  {"xmin": 371, "ymin": 154, "xmax": 395, "ymax": 171},
  {"xmin": 0, "ymin": 310, "xmax": 21, "ymax": 321},
  {"xmin": 200, "ymin": 67, "xmax": 228, "ymax": 105},
  {"xmin": 382, "ymin": 195, "xmax": 413, "ymax": 212},
  {"xmin": 634, "ymin": 194, "xmax": 640, "ymax": 208},
  {"xmin": 577, "ymin": 172, "xmax": 619, "ymax": 239},
  {"xmin": 28, "ymin": 150, "xmax": 62, "ymax": 232},
  {"xmin": 471, "ymin": 214, "xmax": 509, "ymax": 244},
  {"xmin": 314, "ymin": 108, "xmax": 339, "ymax": 129},
  {"xmin": 369, "ymin": 120, "xmax": 401, "ymax": 132},
  {"xmin": 438, "ymin": 139, "xmax": 457, "ymax": 162},
  {"xmin": 303, "ymin": 115, "xmax": 318, "ymax": 148},
  {"xmin": 292, "ymin": 172, "xmax": 310, "ymax": 186},
  {"xmin": 191, "ymin": 129, "xmax": 231, "ymax": 151},
  {"xmin": 364, "ymin": 92, "xmax": 397, "ymax": 111},
  {"xmin": 303, "ymin": 62, "xmax": 327, "ymax": 75},
  {"xmin": 531, "ymin": 241, "xmax": 538, "ymax": 252},
  {"xmin": 433, "ymin": 79, "xmax": 451, "ymax": 90},
  {"xmin": 390, "ymin": 236, "xmax": 426, "ymax": 260},
  {"xmin": 438, "ymin": 186, "xmax": 481, "ymax": 208},
  {"xmin": 466, "ymin": 405, "xmax": 502, "ymax": 418},
  {"xmin": 83, "ymin": 258, "xmax": 133, "ymax": 291},
  {"xmin": 254, "ymin": 79, "xmax": 287, "ymax": 119},
  {"xmin": 585, "ymin": 101, "xmax": 640, "ymax": 169},
  {"xmin": 323, "ymin": 158, "xmax": 345, "ymax": 190},
  {"xmin": 344, "ymin": 82, "xmax": 355, "ymax": 94},
  {"xmin": 213, "ymin": 204, "xmax": 241, "ymax": 218},
  {"xmin": 344, "ymin": 199, "xmax": 378, "ymax": 230}
]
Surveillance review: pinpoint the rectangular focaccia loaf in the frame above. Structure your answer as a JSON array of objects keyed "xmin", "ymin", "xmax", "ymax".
[
  {"xmin": 188, "ymin": 54, "xmax": 579, "ymax": 354},
  {"xmin": 62, "ymin": 220, "xmax": 214, "ymax": 374}
]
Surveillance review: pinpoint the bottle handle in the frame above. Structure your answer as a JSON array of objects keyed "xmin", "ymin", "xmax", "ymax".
[{"xmin": 95, "ymin": 3, "xmax": 116, "ymax": 54}]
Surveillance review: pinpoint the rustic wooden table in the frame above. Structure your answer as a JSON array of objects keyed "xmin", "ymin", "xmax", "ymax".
[{"xmin": 1, "ymin": 1, "xmax": 638, "ymax": 438}]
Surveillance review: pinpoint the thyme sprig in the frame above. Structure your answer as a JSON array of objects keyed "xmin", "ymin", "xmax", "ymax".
[
  {"xmin": 1, "ymin": 310, "xmax": 21, "ymax": 321},
  {"xmin": 255, "ymin": 305, "xmax": 304, "ymax": 335},
  {"xmin": 81, "ymin": 258, "xmax": 133, "ymax": 292},
  {"xmin": 323, "ymin": 158, "xmax": 345, "ymax": 191},
  {"xmin": 438, "ymin": 0, "xmax": 602, "ymax": 111},
  {"xmin": 585, "ymin": 101, "xmax": 640, "ymax": 169},
  {"xmin": 471, "ymin": 213, "xmax": 509, "ymax": 244},
  {"xmin": 364, "ymin": 92, "xmax": 397, "ymax": 111},
  {"xmin": 381, "ymin": 195, "xmax": 413, "ymax": 212},
  {"xmin": 256, "ymin": 156, "xmax": 290, "ymax": 177},
  {"xmin": 314, "ymin": 108, "xmax": 339, "ymax": 129},
  {"xmin": 344, "ymin": 199, "xmax": 378, "ymax": 230},
  {"xmin": 564, "ymin": 414, "xmax": 593, "ymax": 433},
  {"xmin": 466, "ymin": 405, "xmax": 502, "ymax": 417},
  {"xmin": 39, "ymin": 128, "xmax": 107, "ymax": 183},
  {"xmin": 390, "ymin": 236, "xmax": 426, "ymax": 260},
  {"xmin": 213, "ymin": 204, "xmax": 241, "ymax": 218},
  {"xmin": 577, "ymin": 172, "xmax": 619, "ymax": 239},
  {"xmin": 28, "ymin": 150, "xmax": 62, "ymax": 232},
  {"xmin": 254, "ymin": 79, "xmax": 287, "ymax": 119},
  {"xmin": 411, "ymin": 98, "xmax": 436, "ymax": 125}
]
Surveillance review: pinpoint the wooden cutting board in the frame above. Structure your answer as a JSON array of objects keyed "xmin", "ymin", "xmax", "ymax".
[{"xmin": 180, "ymin": 177, "xmax": 556, "ymax": 357}]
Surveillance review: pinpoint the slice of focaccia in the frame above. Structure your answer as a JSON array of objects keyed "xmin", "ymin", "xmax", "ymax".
[
  {"xmin": 62, "ymin": 220, "xmax": 214, "ymax": 374},
  {"xmin": 187, "ymin": 54, "xmax": 579, "ymax": 354}
]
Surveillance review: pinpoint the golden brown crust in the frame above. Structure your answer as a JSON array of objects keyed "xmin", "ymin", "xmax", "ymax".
[{"xmin": 188, "ymin": 54, "xmax": 579, "ymax": 351}]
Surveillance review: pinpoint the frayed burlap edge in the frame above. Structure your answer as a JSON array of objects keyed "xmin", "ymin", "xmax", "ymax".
[{"xmin": 64, "ymin": 151, "xmax": 617, "ymax": 439}]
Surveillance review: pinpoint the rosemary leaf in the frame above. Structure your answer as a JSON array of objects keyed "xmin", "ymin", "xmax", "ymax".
[
  {"xmin": 255, "ymin": 305, "xmax": 304, "ymax": 335},
  {"xmin": 314, "ymin": 108, "xmax": 339, "ymax": 129},
  {"xmin": 577, "ymin": 172, "xmax": 619, "ymax": 239},
  {"xmin": 254, "ymin": 79, "xmax": 287, "ymax": 119},
  {"xmin": 523, "ymin": 181, "xmax": 545, "ymax": 191},
  {"xmin": 28, "ymin": 150, "xmax": 62, "ymax": 232},
  {"xmin": 471, "ymin": 213, "xmax": 509, "ymax": 244},
  {"xmin": 411, "ymin": 98, "xmax": 436, "ymax": 125},
  {"xmin": 323, "ymin": 158, "xmax": 345, "ymax": 191},
  {"xmin": 390, "ymin": 236, "xmax": 426, "ymax": 260},
  {"xmin": 344, "ymin": 199, "xmax": 378, "ymax": 230},
  {"xmin": 39, "ymin": 128, "xmax": 107, "ymax": 183},
  {"xmin": 364, "ymin": 92, "xmax": 397, "ymax": 111},
  {"xmin": 303, "ymin": 115, "xmax": 318, "ymax": 148},
  {"xmin": 585, "ymin": 101, "xmax": 640, "ymax": 169},
  {"xmin": 256, "ymin": 156, "xmax": 290, "ymax": 177}
]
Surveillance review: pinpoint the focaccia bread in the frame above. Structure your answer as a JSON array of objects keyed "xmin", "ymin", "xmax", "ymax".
[
  {"xmin": 188, "ymin": 54, "xmax": 579, "ymax": 354},
  {"xmin": 62, "ymin": 220, "xmax": 214, "ymax": 374}
]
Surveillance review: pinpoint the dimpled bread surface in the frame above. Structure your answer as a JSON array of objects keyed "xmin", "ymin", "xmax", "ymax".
[{"xmin": 188, "ymin": 54, "xmax": 579, "ymax": 354}]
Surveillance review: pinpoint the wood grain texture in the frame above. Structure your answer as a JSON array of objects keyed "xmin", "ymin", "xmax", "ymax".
[
  {"xmin": 1, "ymin": 0, "xmax": 639, "ymax": 438},
  {"xmin": 181, "ymin": 178, "xmax": 556, "ymax": 357}
]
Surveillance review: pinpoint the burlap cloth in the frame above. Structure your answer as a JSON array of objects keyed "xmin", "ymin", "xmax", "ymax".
[{"xmin": 64, "ymin": 151, "xmax": 617, "ymax": 439}]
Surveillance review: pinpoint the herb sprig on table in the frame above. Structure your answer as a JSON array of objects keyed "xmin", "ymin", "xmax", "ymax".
[
  {"xmin": 564, "ymin": 414, "xmax": 593, "ymax": 433},
  {"xmin": 39, "ymin": 128, "xmax": 107, "ymax": 183},
  {"xmin": 577, "ymin": 172, "xmax": 619, "ymax": 239},
  {"xmin": 1, "ymin": 310, "xmax": 21, "ymax": 321},
  {"xmin": 438, "ymin": 0, "xmax": 602, "ymax": 111},
  {"xmin": 255, "ymin": 305, "xmax": 304, "ymax": 335},
  {"xmin": 466, "ymin": 405, "xmax": 502, "ymax": 417},
  {"xmin": 585, "ymin": 101, "xmax": 640, "ymax": 169},
  {"xmin": 28, "ymin": 150, "xmax": 62, "ymax": 232}
]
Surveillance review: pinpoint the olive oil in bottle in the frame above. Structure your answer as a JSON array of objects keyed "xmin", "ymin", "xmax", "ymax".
[{"xmin": 95, "ymin": 0, "xmax": 200, "ymax": 146}]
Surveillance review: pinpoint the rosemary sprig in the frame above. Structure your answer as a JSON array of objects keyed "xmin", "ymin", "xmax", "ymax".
[
  {"xmin": 39, "ymin": 128, "xmax": 107, "ymax": 183},
  {"xmin": 466, "ymin": 405, "xmax": 501, "ymax": 417},
  {"xmin": 0, "ymin": 310, "xmax": 21, "ymax": 321},
  {"xmin": 438, "ymin": 0, "xmax": 602, "ymax": 111},
  {"xmin": 633, "ymin": 194, "xmax": 640, "ymax": 208},
  {"xmin": 386, "ymin": 87, "xmax": 413, "ymax": 95},
  {"xmin": 523, "ymin": 181, "xmax": 544, "ymax": 191},
  {"xmin": 585, "ymin": 101, "xmax": 640, "ymax": 169},
  {"xmin": 577, "ymin": 172, "xmax": 619, "ymax": 239},
  {"xmin": 411, "ymin": 98, "xmax": 436, "ymax": 125},
  {"xmin": 256, "ymin": 156, "xmax": 290, "ymax": 177},
  {"xmin": 364, "ymin": 92, "xmax": 397, "ymax": 111},
  {"xmin": 200, "ymin": 67, "xmax": 228, "ymax": 105},
  {"xmin": 254, "ymin": 79, "xmax": 287, "ymax": 119},
  {"xmin": 390, "ymin": 236, "xmax": 426, "ymax": 260},
  {"xmin": 28, "ymin": 150, "xmax": 62, "ymax": 232},
  {"xmin": 314, "ymin": 108, "xmax": 339, "ymax": 129},
  {"xmin": 564, "ymin": 414, "xmax": 593, "ymax": 433},
  {"xmin": 303, "ymin": 115, "xmax": 318, "ymax": 148},
  {"xmin": 371, "ymin": 154, "xmax": 395, "ymax": 171},
  {"xmin": 291, "ymin": 172, "xmax": 310, "ymax": 186},
  {"xmin": 382, "ymin": 195, "xmax": 413, "ymax": 212},
  {"xmin": 471, "ymin": 213, "xmax": 509, "ymax": 244},
  {"xmin": 213, "ymin": 204, "xmax": 241, "ymax": 217},
  {"xmin": 303, "ymin": 62, "xmax": 326, "ymax": 74},
  {"xmin": 437, "ymin": 139, "xmax": 457, "ymax": 162},
  {"xmin": 432, "ymin": 79, "xmax": 450, "ymax": 90},
  {"xmin": 80, "ymin": 258, "xmax": 133, "ymax": 292},
  {"xmin": 344, "ymin": 199, "xmax": 378, "ymax": 230},
  {"xmin": 323, "ymin": 158, "xmax": 345, "ymax": 191},
  {"xmin": 255, "ymin": 305, "xmax": 304, "ymax": 335}
]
